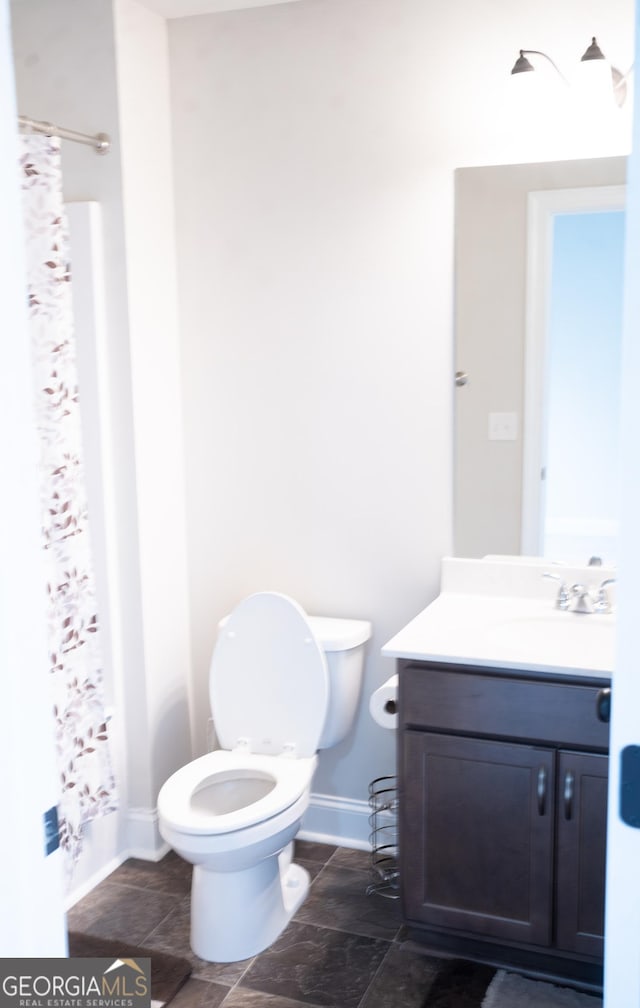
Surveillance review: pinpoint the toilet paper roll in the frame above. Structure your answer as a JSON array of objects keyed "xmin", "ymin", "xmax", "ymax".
[{"xmin": 369, "ymin": 674, "xmax": 399, "ymax": 730}]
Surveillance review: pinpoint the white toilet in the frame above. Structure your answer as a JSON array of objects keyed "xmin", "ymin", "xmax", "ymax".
[{"xmin": 157, "ymin": 591, "xmax": 371, "ymax": 963}]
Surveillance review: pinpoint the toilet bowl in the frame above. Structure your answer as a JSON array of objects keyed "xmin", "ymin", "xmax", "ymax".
[{"xmin": 157, "ymin": 591, "xmax": 371, "ymax": 963}]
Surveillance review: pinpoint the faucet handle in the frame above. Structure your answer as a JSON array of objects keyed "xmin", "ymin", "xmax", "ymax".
[
  {"xmin": 594, "ymin": 577, "xmax": 616, "ymax": 614},
  {"xmin": 543, "ymin": 572, "xmax": 570, "ymax": 610}
]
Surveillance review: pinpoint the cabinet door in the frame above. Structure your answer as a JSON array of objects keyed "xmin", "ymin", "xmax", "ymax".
[
  {"xmin": 556, "ymin": 750, "xmax": 608, "ymax": 958},
  {"xmin": 402, "ymin": 731, "xmax": 554, "ymax": 945}
]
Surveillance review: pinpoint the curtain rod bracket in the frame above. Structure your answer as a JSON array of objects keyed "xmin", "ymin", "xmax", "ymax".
[{"xmin": 94, "ymin": 133, "xmax": 111, "ymax": 155}]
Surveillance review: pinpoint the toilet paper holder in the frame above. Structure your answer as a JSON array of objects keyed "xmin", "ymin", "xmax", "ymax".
[{"xmin": 369, "ymin": 674, "xmax": 398, "ymax": 730}]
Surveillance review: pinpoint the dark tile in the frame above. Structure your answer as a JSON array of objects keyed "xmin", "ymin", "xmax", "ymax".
[
  {"xmin": 359, "ymin": 943, "xmax": 444, "ymax": 1008},
  {"xmin": 67, "ymin": 881, "xmax": 178, "ymax": 945},
  {"xmin": 394, "ymin": 924, "xmax": 412, "ymax": 944},
  {"xmin": 296, "ymin": 859, "xmax": 325, "ymax": 884},
  {"xmin": 66, "ymin": 844, "xmax": 411, "ymax": 1008},
  {"xmin": 239, "ymin": 921, "xmax": 389, "ymax": 1008},
  {"xmin": 294, "ymin": 840, "xmax": 336, "ymax": 864},
  {"xmin": 169, "ymin": 977, "xmax": 228, "ymax": 1008},
  {"xmin": 221, "ymin": 990, "xmax": 317, "ymax": 1007},
  {"xmin": 109, "ymin": 852, "xmax": 192, "ymax": 897},
  {"xmin": 328, "ymin": 847, "xmax": 371, "ymax": 872},
  {"xmin": 143, "ymin": 895, "xmax": 251, "ymax": 986},
  {"xmin": 395, "ymin": 929, "xmax": 443, "ymax": 952},
  {"xmin": 294, "ymin": 866, "xmax": 402, "ymax": 941}
]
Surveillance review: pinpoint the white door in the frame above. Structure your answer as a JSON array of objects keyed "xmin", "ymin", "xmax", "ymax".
[
  {"xmin": 0, "ymin": 0, "xmax": 67, "ymax": 955},
  {"xmin": 602, "ymin": 4, "xmax": 640, "ymax": 1002}
]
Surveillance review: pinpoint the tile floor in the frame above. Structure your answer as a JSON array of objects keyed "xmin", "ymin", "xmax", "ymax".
[{"xmin": 67, "ymin": 840, "xmax": 445, "ymax": 1008}]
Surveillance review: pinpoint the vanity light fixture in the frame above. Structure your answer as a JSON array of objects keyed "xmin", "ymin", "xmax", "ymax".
[{"xmin": 510, "ymin": 37, "xmax": 630, "ymax": 108}]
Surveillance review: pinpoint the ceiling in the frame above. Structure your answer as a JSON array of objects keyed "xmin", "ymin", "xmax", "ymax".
[{"xmin": 137, "ymin": 0, "xmax": 301, "ymax": 17}]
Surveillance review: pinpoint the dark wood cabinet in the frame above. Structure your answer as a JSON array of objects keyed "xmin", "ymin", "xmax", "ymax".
[
  {"xmin": 398, "ymin": 660, "xmax": 610, "ymax": 985},
  {"xmin": 555, "ymin": 749, "xmax": 608, "ymax": 958},
  {"xmin": 403, "ymin": 730, "xmax": 555, "ymax": 944}
]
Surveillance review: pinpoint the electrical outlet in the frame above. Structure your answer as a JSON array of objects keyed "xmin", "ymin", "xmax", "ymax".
[{"xmin": 44, "ymin": 805, "xmax": 60, "ymax": 856}]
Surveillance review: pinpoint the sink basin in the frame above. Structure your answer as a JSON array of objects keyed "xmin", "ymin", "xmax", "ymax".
[
  {"xmin": 481, "ymin": 608, "xmax": 615, "ymax": 673},
  {"xmin": 381, "ymin": 557, "xmax": 617, "ymax": 678}
]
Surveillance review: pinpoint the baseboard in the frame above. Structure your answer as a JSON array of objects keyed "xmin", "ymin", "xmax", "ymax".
[
  {"xmin": 124, "ymin": 794, "xmax": 374, "ymax": 856},
  {"xmin": 299, "ymin": 791, "xmax": 372, "ymax": 850},
  {"xmin": 126, "ymin": 806, "xmax": 170, "ymax": 861},
  {"xmin": 65, "ymin": 792, "xmax": 373, "ymax": 909},
  {"xmin": 65, "ymin": 852, "xmax": 127, "ymax": 910},
  {"xmin": 65, "ymin": 807, "xmax": 169, "ymax": 908},
  {"xmin": 68, "ymin": 792, "xmax": 373, "ymax": 909}
]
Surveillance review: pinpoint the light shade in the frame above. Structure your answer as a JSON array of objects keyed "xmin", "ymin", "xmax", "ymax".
[
  {"xmin": 580, "ymin": 37, "xmax": 606, "ymax": 63},
  {"xmin": 578, "ymin": 37, "xmax": 617, "ymax": 109},
  {"xmin": 511, "ymin": 50, "xmax": 535, "ymax": 75},
  {"xmin": 510, "ymin": 48, "xmax": 568, "ymax": 84},
  {"xmin": 509, "ymin": 37, "xmax": 629, "ymax": 108}
]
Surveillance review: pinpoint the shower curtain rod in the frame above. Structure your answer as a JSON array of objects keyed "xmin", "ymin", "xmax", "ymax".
[{"xmin": 18, "ymin": 115, "xmax": 111, "ymax": 155}]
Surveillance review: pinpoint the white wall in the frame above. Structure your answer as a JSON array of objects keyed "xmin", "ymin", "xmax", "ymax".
[
  {"xmin": 112, "ymin": 0, "xmax": 194, "ymax": 836},
  {"xmin": 168, "ymin": 0, "xmax": 634, "ymax": 829}
]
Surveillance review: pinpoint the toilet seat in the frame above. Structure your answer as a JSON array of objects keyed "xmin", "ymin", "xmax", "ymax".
[
  {"xmin": 210, "ymin": 592, "xmax": 330, "ymax": 758},
  {"xmin": 158, "ymin": 749, "xmax": 317, "ymax": 836}
]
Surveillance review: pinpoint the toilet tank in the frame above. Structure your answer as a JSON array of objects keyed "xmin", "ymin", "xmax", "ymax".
[{"xmin": 307, "ymin": 616, "xmax": 371, "ymax": 749}]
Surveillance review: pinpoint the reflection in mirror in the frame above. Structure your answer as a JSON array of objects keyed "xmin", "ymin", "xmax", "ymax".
[
  {"xmin": 523, "ymin": 189, "xmax": 625, "ymax": 562},
  {"xmin": 454, "ymin": 156, "xmax": 627, "ymax": 563}
]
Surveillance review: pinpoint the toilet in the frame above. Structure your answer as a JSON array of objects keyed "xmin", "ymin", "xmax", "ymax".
[{"xmin": 157, "ymin": 591, "xmax": 371, "ymax": 963}]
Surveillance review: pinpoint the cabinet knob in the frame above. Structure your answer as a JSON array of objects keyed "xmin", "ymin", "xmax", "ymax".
[
  {"xmin": 596, "ymin": 688, "xmax": 611, "ymax": 723},
  {"xmin": 537, "ymin": 766, "xmax": 548, "ymax": 816},
  {"xmin": 563, "ymin": 770, "xmax": 575, "ymax": 820}
]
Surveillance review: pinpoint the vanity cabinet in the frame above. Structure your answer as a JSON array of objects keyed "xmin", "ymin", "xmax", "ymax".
[{"xmin": 398, "ymin": 661, "xmax": 610, "ymax": 983}]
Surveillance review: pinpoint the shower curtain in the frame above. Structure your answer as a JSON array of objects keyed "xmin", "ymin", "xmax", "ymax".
[{"xmin": 19, "ymin": 133, "xmax": 117, "ymax": 869}]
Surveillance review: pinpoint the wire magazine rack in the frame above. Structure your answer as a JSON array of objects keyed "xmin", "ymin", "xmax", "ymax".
[{"xmin": 366, "ymin": 774, "xmax": 399, "ymax": 899}]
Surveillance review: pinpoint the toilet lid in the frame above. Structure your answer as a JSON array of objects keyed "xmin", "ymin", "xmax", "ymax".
[{"xmin": 210, "ymin": 592, "xmax": 330, "ymax": 758}]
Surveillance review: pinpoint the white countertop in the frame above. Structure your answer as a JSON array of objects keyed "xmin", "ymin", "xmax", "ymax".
[{"xmin": 381, "ymin": 557, "xmax": 616, "ymax": 678}]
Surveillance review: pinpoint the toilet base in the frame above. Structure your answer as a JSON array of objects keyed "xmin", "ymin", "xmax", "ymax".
[{"xmin": 190, "ymin": 853, "xmax": 310, "ymax": 962}]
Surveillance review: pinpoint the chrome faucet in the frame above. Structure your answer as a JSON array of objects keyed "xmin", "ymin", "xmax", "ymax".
[
  {"xmin": 569, "ymin": 583, "xmax": 594, "ymax": 614},
  {"xmin": 543, "ymin": 573, "xmax": 616, "ymax": 614}
]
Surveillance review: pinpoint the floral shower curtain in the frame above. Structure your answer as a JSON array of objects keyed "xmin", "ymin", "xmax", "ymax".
[{"xmin": 19, "ymin": 133, "xmax": 117, "ymax": 869}]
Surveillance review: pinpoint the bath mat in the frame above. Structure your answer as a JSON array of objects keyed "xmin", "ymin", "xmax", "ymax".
[
  {"xmin": 68, "ymin": 932, "xmax": 191, "ymax": 1006},
  {"xmin": 482, "ymin": 970, "xmax": 603, "ymax": 1008},
  {"xmin": 421, "ymin": 958, "xmax": 496, "ymax": 1006}
]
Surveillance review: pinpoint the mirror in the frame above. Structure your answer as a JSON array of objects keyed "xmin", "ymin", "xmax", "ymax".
[{"xmin": 454, "ymin": 156, "xmax": 627, "ymax": 562}]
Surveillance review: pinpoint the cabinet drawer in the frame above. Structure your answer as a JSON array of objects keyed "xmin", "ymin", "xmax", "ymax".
[{"xmin": 402, "ymin": 664, "xmax": 609, "ymax": 749}]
